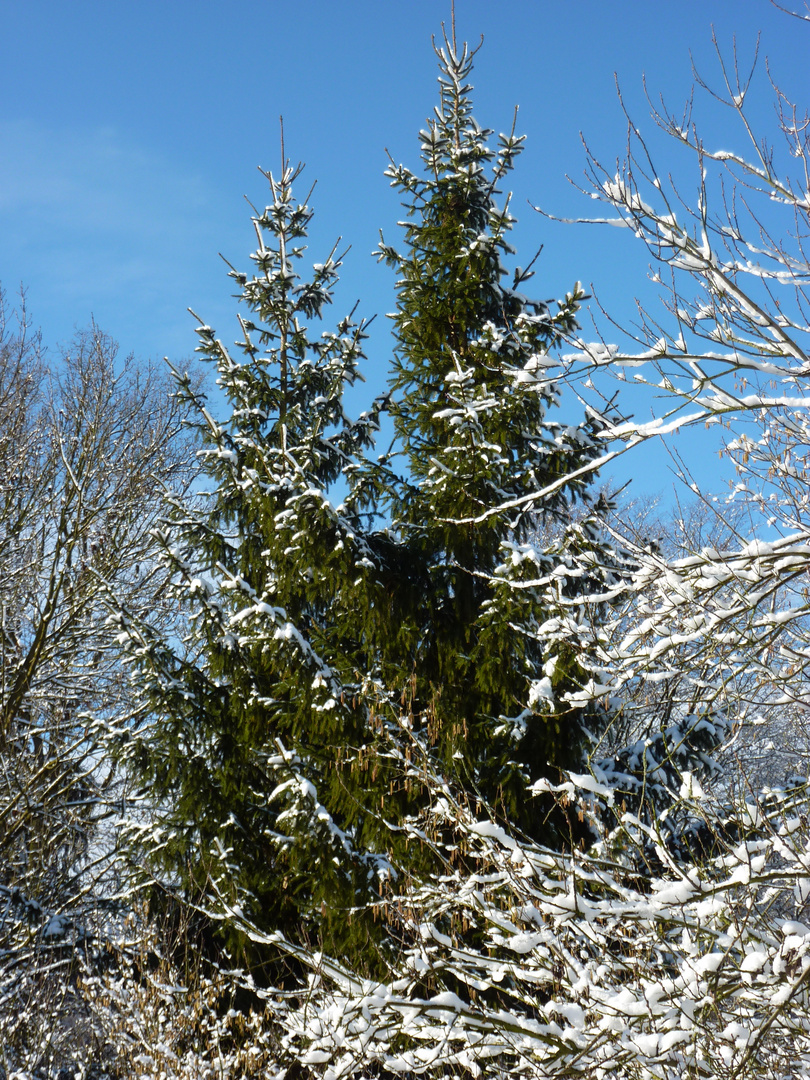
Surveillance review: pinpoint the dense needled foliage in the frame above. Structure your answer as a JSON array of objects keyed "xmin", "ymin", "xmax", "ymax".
[
  {"xmin": 112, "ymin": 161, "xmax": 395, "ymax": 966},
  {"xmin": 373, "ymin": 34, "xmax": 623, "ymax": 834},
  {"xmin": 112, "ymin": 32, "xmax": 625, "ymax": 971}
]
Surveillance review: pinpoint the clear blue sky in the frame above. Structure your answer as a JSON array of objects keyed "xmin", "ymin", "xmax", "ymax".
[{"xmin": 1, "ymin": 0, "xmax": 803, "ymax": 499}]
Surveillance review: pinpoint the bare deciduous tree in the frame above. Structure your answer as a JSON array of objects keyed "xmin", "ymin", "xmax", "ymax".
[{"xmin": 0, "ymin": 287, "xmax": 196, "ymax": 1076}]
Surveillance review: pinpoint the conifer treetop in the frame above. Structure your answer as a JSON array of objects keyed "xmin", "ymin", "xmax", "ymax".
[{"xmin": 377, "ymin": 28, "xmax": 595, "ymax": 567}]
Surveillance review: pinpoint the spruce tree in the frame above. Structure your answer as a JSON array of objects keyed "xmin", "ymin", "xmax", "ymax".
[
  {"xmin": 112, "ymin": 30, "xmax": 624, "ymax": 968},
  {"xmin": 372, "ymin": 35, "xmax": 620, "ymax": 838},
  {"xmin": 112, "ymin": 159, "xmax": 397, "ymax": 965}
]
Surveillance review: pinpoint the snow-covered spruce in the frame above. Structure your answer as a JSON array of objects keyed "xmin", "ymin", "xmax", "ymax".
[{"xmin": 106, "ymin": 27, "xmax": 627, "ymax": 980}]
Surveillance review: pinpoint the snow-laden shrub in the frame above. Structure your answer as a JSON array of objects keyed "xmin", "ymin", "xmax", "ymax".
[{"xmin": 246, "ymin": 771, "xmax": 810, "ymax": 1079}]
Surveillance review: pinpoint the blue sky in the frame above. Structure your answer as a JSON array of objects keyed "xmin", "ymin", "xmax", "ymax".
[{"xmin": 1, "ymin": 0, "xmax": 803, "ymax": 500}]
